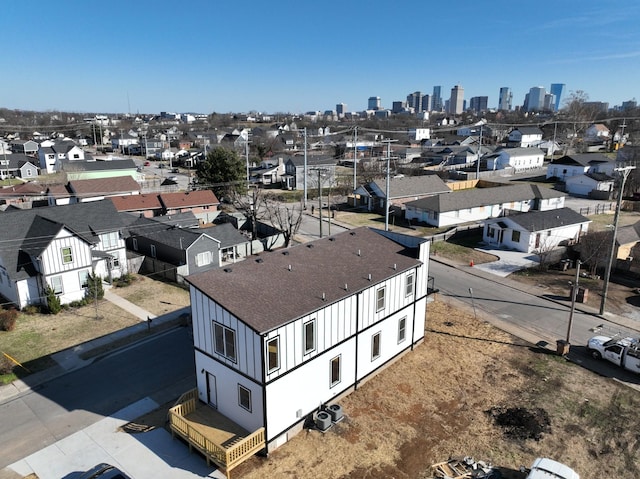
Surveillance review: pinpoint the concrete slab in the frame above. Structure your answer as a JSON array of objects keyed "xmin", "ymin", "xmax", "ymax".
[
  {"xmin": 8, "ymin": 398, "xmax": 225, "ymax": 479},
  {"xmin": 472, "ymin": 247, "xmax": 539, "ymax": 277}
]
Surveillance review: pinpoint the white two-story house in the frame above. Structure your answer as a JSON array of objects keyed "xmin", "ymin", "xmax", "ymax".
[
  {"xmin": 0, "ymin": 201, "xmax": 127, "ymax": 309},
  {"xmin": 183, "ymin": 227, "xmax": 431, "ymax": 454}
]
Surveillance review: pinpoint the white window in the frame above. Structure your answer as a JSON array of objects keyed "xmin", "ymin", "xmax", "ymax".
[
  {"xmin": 150, "ymin": 244, "xmax": 156, "ymax": 258},
  {"xmin": 238, "ymin": 385, "xmax": 251, "ymax": 412},
  {"xmin": 330, "ymin": 355, "xmax": 341, "ymax": 387},
  {"xmin": 267, "ymin": 337, "xmax": 280, "ymax": 372},
  {"xmin": 304, "ymin": 319, "xmax": 316, "ymax": 354},
  {"xmin": 195, "ymin": 251, "xmax": 212, "ymax": 267},
  {"xmin": 79, "ymin": 270, "xmax": 89, "ymax": 289},
  {"xmin": 214, "ymin": 323, "xmax": 236, "ymax": 362},
  {"xmin": 398, "ymin": 317, "xmax": 407, "ymax": 343},
  {"xmin": 101, "ymin": 232, "xmax": 119, "ymax": 250},
  {"xmin": 376, "ymin": 286, "xmax": 386, "ymax": 311},
  {"xmin": 50, "ymin": 276, "xmax": 63, "ymax": 295},
  {"xmin": 405, "ymin": 273, "xmax": 414, "ymax": 297},
  {"xmin": 132, "ymin": 238, "xmax": 138, "ymax": 251},
  {"xmin": 371, "ymin": 332, "xmax": 381, "ymax": 360},
  {"xmin": 61, "ymin": 246, "xmax": 73, "ymax": 264}
]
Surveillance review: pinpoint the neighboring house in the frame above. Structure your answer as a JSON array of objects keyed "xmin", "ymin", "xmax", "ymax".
[
  {"xmin": 9, "ymin": 139, "xmax": 39, "ymax": 156},
  {"xmin": 282, "ymin": 155, "xmax": 337, "ymax": 191},
  {"xmin": 564, "ymin": 173, "xmax": 614, "ymax": 198},
  {"xmin": 39, "ymin": 142, "xmax": 86, "ymax": 174},
  {"xmin": 507, "ymin": 127, "xmax": 543, "ymax": 147},
  {"xmin": 110, "ymin": 190, "xmax": 220, "ymax": 223},
  {"xmin": 250, "ymin": 157, "xmax": 287, "ymax": 186},
  {"xmin": 0, "ymin": 153, "xmax": 39, "ymax": 179},
  {"xmin": 546, "ymin": 153, "xmax": 616, "ymax": 181},
  {"xmin": 111, "ymin": 132, "xmax": 139, "ymax": 152},
  {"xmin": 142, "ymin": 138, "xmax": 164, "ymax": 158},
  {"xmin": 48, "ymin": 176, "xmax": 141, "ymax": 205},
  {"xmin": 485, "ymin": 147, "xmax": 544, "ymax": 172},
  {"xmin": 0, "ymin": 182, "xmax": 48, "ymax": 207},
  {"xmin": 0, "ymin": 201, "xmax": 127, "ymax": 309},
  {"xmin": 159, "ymin": 190, "xmax": 220, "ymax": 224},
  {"xmin": 122, "ymin": 215, "xmax": 250, "ymax": 282},
  {"xmin": 181, "ymin": 227, "xmax": 432, "ymax": 457},
  {"xmin": 615, "ymin": 221, "xmax": 640, "ymax": 262},
  {"xmin": 584, "ymin": 123, "xmax": 610, "ymax": 142},
  {"xmin": 110, "ymin": 194, "xmax": 164, "ymax": 217},
  {"xmin": 405, "ymin": 184, "xmax": 565, "ymax": 228},
  {"xmin": 58, "ymin": 158, "xmax": 139, "ymax": 181},
  {"xmin": 354, "ymin": 175, "xmax": 451, "ymax": 212},
  {"xmin": 482, "ymin": 207, "xmax": 590, "ymax": 253}
]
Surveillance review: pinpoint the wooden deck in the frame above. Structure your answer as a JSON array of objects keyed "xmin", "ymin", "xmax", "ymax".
[{"xmin": 169, "ymin": 389, "xmax": 265, "ymax": 478}]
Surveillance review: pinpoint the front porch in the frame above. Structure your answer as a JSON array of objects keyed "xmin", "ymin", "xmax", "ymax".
[{"xmin": 169, "ymin": 389, "xmax": 266, "ymax": 478}]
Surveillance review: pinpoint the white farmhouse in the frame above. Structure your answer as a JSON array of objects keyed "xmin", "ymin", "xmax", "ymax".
[
  {"xmin": 482, "ymin": 207, "xmax": 590, "ymax": 253},
  {"xmin": 179, "ymin": 228, "xmax": 432, "ymax": 465},
  {"xmin": 546, "ymin": 153, "xmax": 617, "ymax": 181},
  {"xmin": 507, "ymin": 126, "xmax": 543, "ymax": 147},
  {"xmin": 485, "ymin": 147, "xmax": 544, "ymax": 173}
]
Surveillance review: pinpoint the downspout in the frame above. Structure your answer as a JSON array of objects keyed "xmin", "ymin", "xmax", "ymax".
[
  {"xmin": 354, "ymin": 291, "xmax": 361, "ymax": 390},
  {"xmin": 411, "ymin": 265, "xmax": 419, "ymax": 350},
  {"xmin": 260, "ymin": 333, "xmax": 269, "ymax": 454}
]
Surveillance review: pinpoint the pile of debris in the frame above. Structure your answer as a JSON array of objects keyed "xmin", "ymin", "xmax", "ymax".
[{"xmin": 430, "ymin": 457, "xmax": 502, "ymax": 479}]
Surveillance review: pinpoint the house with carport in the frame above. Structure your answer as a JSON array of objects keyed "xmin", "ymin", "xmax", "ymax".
[
  {"xmin": 172, "ymin": 227, "xmax": 432, "ymax": 473},
  {"xmin": 482, "ymin": 207, "xmax": 590, "ymax": 254},
  {"xmin": 354, "ymin": 174, "xmax": 451, "ymax": 212},
  {"xmin": 405, "ymin": 183, "xmax": 565, "ymax": 228}
]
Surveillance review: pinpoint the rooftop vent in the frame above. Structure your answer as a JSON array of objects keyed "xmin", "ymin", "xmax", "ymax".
[
  {"xmin": 288, "ymin": 264, "xmax": 292, "ymax": 271},
  {"xmin": 282, "ymin": 251, "xmax": 290, "ymax": 255},
  {"xmin": 329, "ymin": 237, "xmax": 336, "ymax": 241},
  {"xmin": 350, "ymin": 231, "xmax": 356, "ymax": 236},
  {"xmin": 368, "ymin": 273, "xmax": 371, "ymax": 281},
  {"xmin": 357, "ymin": 249, "xmax": 361, "ymax": 256},
  {"xmin": 307, "ymin": 244, "xmax": 314, "ymax": 248},
  {"xmin": 223, "ymin": 268, "xmax": 232, "ymax": 273},
  {"xmin": 256, "ymin": 258, "xmax": 264, "ymax": 263}
]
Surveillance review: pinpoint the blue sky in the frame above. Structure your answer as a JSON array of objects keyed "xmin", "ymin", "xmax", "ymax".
[{"xmin": 2, "ymin": 0, "xmax": 638, "ymax": 114}]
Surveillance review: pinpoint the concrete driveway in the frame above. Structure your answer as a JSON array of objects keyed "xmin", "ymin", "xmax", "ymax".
[{"xmin": 472, "ymin": 247, "xmax": 539, "ymax": 277}]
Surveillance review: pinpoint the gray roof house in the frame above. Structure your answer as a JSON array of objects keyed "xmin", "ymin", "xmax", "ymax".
[
  {"xmin": 0, "ymin": 153, "xmax": 39, "ymax": 179},
  {"xmin": 58, "ymin": 158, "xmax": 139, "ymax": 181},
  {"xmin": 354, "ymin": 174, "xmax": 451, "ymax": 212},
  {"xmin": 482, "ymin": 207, "xmax": 590, "ymax": 254},
  {"xmin": 283, "ymin": 155, "xmax": 337, "ymax": 191},
  {"xmin": 405, "ymin": 183, "xmax": 566, "ymax": 228},
  {"xmin": 0, "ymin": 201, "xmax": 128, "ymax": 308},
  {"xmin": 122, "ymin": 215, "xmax": 250, "ymax": 283},
  {"xmin": 546, "ymin": 153, "xmax": 617, "ymax": 181}
]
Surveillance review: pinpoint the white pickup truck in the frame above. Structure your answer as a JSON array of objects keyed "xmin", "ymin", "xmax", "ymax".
[
  {"xmin": 525, "ymin": 458, "xmax": 579, "ymax": 479},
  {"xmin": 587, "ymin": 335, "xmax": 640, "ymax": 374}
]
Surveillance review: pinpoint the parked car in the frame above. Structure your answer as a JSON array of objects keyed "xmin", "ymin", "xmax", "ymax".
[
  {"xmin": 587, "ymin": 335, "xmax": 640, "ymax": 374},
  {"xmin": 144, "ymin": 161, "xmax": 150, "ymax": 166},
  {"xmin": 524, "ymin": 458, "xmax": 579, "ymax": 479},
  {"xmin": 158, "ymin": 163, "xmax": 166, "ymax": 168},
  {"xmin": 80, "ymin": 463, "xmax": 131, "ymax": 479},
  {"xmin": 167, "ymin": 175, "xmax": 179, "ymax": 182},
  {"xmin": 171, "ymin": 167, "xmax": 179, "ymax": 173}
]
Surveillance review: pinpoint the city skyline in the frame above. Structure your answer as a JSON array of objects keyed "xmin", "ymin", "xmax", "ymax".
[{"xmin": 2, "ymin": 0, "xmax": 639, "ymax": 115}]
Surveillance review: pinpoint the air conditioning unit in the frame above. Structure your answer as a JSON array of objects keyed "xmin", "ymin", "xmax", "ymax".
[
  {"xmin": 327, "ymin": 404, "xmax": 343, "ymax": 423},
  {"xmin": 314, "ymin": 411, "xmax": 332, "ymax": 431}
]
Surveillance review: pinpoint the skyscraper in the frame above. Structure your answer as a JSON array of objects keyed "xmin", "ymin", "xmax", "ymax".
[
  {"xmin": 550, "ymin": 83, "xmax": 565, "ymax": 111},
  {"xmin": 368, "ymin": 96, "xmax": 381, "ymax": 111},
  {"xmin": 406, "ymin": 91, "xmax": 423, "ymax": 112},
  {"xmin": 469, "ymin": 96, "xmax": 488, "ymax": 113},
  {"xmin": 498, "ymin": 87, "xmax": 513, "ymax": 111},
  {"xmin": 527, "ymin": 86, "xmax": 546, "ymax": 112},
  {"xmin": 336, "ymin": 103, "xmax": 346, "ymax": 117},
  {"xmin": 432, "ymin": 86, "xmax": 442, "ymax": 111},
  {"xmin": 449, "ymin": 85, "xmax": 464, "ymax": 115}
]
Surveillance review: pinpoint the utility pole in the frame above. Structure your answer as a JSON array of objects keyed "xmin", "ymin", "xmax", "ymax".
[
  {"xmin": 381, "ymin": 139, "xmax": 397, "ymax": 231},
  {"xmin": 353, "ymin": 126, "xmax": 357, "ymax": 191},
  {"xmin": 477, "ymin": 124, "xmax": 482, "ymax": 179},
  {"xmin": 245, "ymin": 133, "xmax": 250, "ymax": 185},
  {"xmin": 599, "ymin": 166, "xmax": 636, "ymax": 315},
  {"xmin": 565, "ymin": 260, "xmax": 581, "ymax": 344},
  {"xmin": 317, "ymin": 168, "xmax": 323, "ymax": 238},
  {"xmin": 303, "ymin": 127, "xmax": 308, "ymax": 208}
]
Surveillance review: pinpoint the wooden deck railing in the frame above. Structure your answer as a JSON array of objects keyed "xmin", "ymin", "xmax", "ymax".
[{"xmin": 169, "ymin": 388, "xmax": 266, "ymax": 477}]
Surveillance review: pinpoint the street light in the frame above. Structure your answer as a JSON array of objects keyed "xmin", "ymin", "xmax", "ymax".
[{"xmin": 599, "ymin": 165, "xmax": 636, "ymax": 315}]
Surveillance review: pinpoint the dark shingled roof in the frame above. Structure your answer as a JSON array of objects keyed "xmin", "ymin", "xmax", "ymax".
[
  {"xmin": 370, "ymin": 175, "xmax": 451, "ymax": 199},
  {"xmin": 406, "ymin": 184, "xmax": 564, "ymax": 212},
  {"xmin": 0, "ymin": 201, "xmax": 124, "ymax": 281},
  {"xmin": 186, "ymin": 227, "xmax": 422, "ymax": 334},
  {"xmin": 58, "ymin": 158, "xmax": 137, "ymax": 171},
  {"xmin": 505, "ymin": 207, "xmax": 590, "ymax": 232},
  {"xmin": 550, "ymin": 153, "xmax": 613, "ymax": 166}
]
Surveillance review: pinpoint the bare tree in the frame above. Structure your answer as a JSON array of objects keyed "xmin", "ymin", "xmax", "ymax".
[
  {"xmin": 561, "ymin": 90, "xmax": 600, "ymax": 151},
  {"xmin": 577, "ymin": 230, "xmax": 613, "ymax": 275},
  {"xmin": 262, "ymin": 196, "xmax": 303, "ymax": 248},
  {"xmin": 231, "ymin": 187, "xmax": 264, "ymax": 241}
]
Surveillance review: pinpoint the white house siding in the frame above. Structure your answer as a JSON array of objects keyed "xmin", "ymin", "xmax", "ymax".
[
  {"xmin": 409, "ymin": 201, "xmax": 531, "ymax": 228},
  {"xmin": 93, "ymin": 232, "xmax": 128, "ymax": 280},
  {"xmin": 546, "ymin": 165, "xmax": 587, "ymax": 180},
  {"xmin": 483, "ymin": 221, "xmax": 588, "ymax": 254},
  {"xmin": 538, "ymin": 196, "xmax": 565, "ymax": 211},
  {"xmin": 40, "ymin": 230, "xmax": 93, "ymax": 276},
  {"xmin": 488, "ymin": 151, "xmax": 543, "ymax": 172},
  {"xmin": 15, "ymin": 279, "xmax": 39, "ymax": 309}
]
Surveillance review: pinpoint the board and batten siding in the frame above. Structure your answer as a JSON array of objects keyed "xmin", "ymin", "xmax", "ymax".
[
  {"xmin": 39, "ymin": 229, "xmax": 93, "ymax": 276},
  {"xmin": 190, "ymin": 287, "xmax": 262, "ymax": 381},
  {"xmin": 263, "ymin": 295, "xmax": 357, "ymax": 382}
]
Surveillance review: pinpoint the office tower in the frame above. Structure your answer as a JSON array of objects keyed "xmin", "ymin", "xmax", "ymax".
[
  {"xmin": 406, "ymin": 92, "xmax": 422, "ymax": 112},
  {"xmin": 449, "ymin": 85, "xmax": 464, "ymax": 115},
  {"xmin": 550, "ymin": 83, "xmax": 565, "ymax": 111},
  {"xmin": 544, "ymin": 93, "xmax": 556, "ymax": 112},
  {"xmin": 432, "ymin": 86, "xmax": 443, "ymax": 111},
  {"xmin": 469, "ymin": 96, "xmax": 488, "ymax": 113},
  {"xmin": 527, "ymin": 86, "xmax": 546, "ymax": 112},
  {"xmin": 336, "ymin": 103, "xmax": 346, "ymax": 117},
  {"xmin": 392, "ymin": 101, "xmax": 406, "ymax": 114},
  {"xmin": 422, "ymin": 94, "xmax": 431, "ymax": 112},
  {"xmin": 498, "ymin": 87, "xmax": 513, "ymax": 111},
  {"xmin": 368, "ymin": 96, "xmax": 381, "ymax": 110}
]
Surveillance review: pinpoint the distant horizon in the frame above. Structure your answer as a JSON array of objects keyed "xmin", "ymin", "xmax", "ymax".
[{"xmin": 3, "ymin": 1, "xmax": 638, "ymax": 114}]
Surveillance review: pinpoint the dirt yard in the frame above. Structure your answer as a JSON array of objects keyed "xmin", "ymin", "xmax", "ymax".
[{"xmin": 128, "ymin": 297, "xmax": 639, "ymax": 479}]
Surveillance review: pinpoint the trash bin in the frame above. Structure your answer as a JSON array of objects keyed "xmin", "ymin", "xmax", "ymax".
[
  {"xmin": 577, "ymin": 287, "xmax": 588, "ymax": 303},
  {"xmin": 556, "ymin": 339, "xmax": 570, "ymax": 356}
]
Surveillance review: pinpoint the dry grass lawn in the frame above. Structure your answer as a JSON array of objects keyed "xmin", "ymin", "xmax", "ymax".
[
  {"xmin": 113, "ymin": 275, "xmax": 190, "ymax": 316},
  {"xmin": 226, "ymin": 298, "xmax": 639, "ymax": 479}
]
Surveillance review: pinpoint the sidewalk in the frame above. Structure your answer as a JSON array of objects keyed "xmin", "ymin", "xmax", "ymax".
[{"xmin": 0, "ymin": 291, "xmax": 189, "ymax": 404}]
